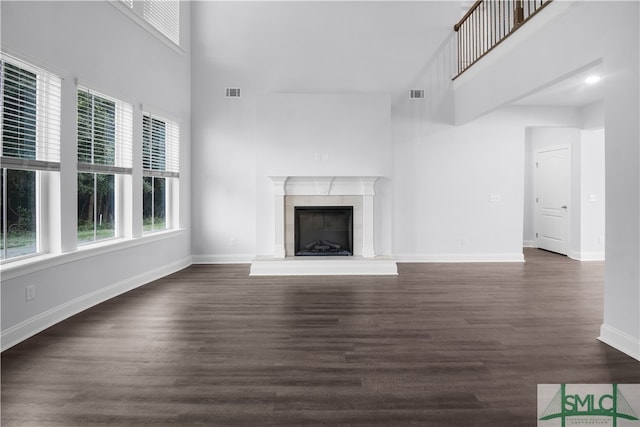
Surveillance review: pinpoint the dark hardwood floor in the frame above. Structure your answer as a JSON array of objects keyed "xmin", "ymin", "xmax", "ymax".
[{"xmin": 2, "ymin": 249, "xmax": 639, "ymax": 426}]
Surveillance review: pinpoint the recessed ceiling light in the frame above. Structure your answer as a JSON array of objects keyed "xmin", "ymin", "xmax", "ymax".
[{"xmin": 585, "ymin": 75, "xmax": 601, "ymax": 84}]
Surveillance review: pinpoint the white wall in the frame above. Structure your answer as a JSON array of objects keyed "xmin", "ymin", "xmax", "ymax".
[
  {"xmin": 392, "ymin": 110, "xmax": 525, "ymax": 261},
  {"xmin": 451, "ymin": 0, "xmax": 639, "ymax": 359},
  {"xmin": 453, "ymin": 1, "xmax": 604, "ymax": 124},
  {"xmin": 0, "ymin": 1, "xmax": 192, "ymax": 350},
  {"xmin": 190, "ymin": 1, "xmax": 535, "ymax": 264},
  {"xmin": 189, "ymin": 0, "xmax": 633, "ymax": 273},
  {"xmin": 582, "ymin": 101, "xmax": 605, "ymax": 130},
  {"xmin": 254, "ymin": 94, "xmax": 392, "ymax": 257},
  {"xmin": 116, "ymin": 0, "xmax": 640, "ymax": 362},
  {"xmin": 190, "ymin": 1, "xmax": 459, "ymax": 262},
  {"xmin": 523, "ymin": 126, "xmax": 604, "ymax": 261},
  {"xmin": 393, "ymin": 106, "xmax": 584, "ymax": 262},
  {"xmin": 580, "ymin": 129, "xmax": 605, "ymax": 259},
  {"xmin": 3, "ymin": 1, "xmax": 631, "ymax": 358},
  {"xmin": 601, "ymin": 1, "xmax": 640, "ymax": 359}
]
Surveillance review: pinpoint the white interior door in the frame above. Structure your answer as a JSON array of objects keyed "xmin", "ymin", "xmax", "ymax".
[{"xmin": 535, "ymin": 146, "xmax": 571, "ymax": 255}]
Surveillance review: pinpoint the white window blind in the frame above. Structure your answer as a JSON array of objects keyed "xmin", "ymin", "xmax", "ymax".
[
  {"xmin": 143, "ymin": 0, "xmax": 180, "ymax": 46},
  {"xmin": 0, "ymin": 53, "xmax": 61, "ymax": 172},
  {"xmin": 77, "ymin": 87, "xmax": 133, "ymax": 174},
  {"xmin": 120, "ymin": 0, "xmax": 134, "ymax": 8},
  {"xmin": 142, "ymin": 113, "xmax": 179, "ymax": 178}
]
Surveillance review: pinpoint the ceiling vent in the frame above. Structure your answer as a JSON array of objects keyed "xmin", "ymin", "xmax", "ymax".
[
  {"xmin": 225, "ymin": 88, "xmax": 241, "ymax": 98},
  {"xmin": 410, "ymin": 89, "xmax": 425, "ymax": 99}
]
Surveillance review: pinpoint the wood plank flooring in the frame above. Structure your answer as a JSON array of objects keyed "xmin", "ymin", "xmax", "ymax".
[{"xmin": 2, "ymin": 249, "xmax": 639, "ymax": 426}]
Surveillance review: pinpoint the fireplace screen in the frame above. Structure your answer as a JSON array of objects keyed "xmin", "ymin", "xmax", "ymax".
[{"xmin": 294, "ymin": 206, "xmax": 353, "ymax": 256}]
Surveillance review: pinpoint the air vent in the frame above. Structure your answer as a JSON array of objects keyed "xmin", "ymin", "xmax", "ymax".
[
  {"xmin": 225, "ymin": 88, "xmax": 241, "ymax": 98},
  {"xmin": 410, "ymin": 89, "xmax": 424, "ymax": 99}
]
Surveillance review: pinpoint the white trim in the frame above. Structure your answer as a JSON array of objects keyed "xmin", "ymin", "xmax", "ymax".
[
  {"xmin": 1, "ymin": 256, "xmax": 192, "ymax": 352},
  {"xmin": 274, "ymin": 176, "xmax": 380, "ymax": 197},
  {"xmin": 196, "ymin": 252, "xmax": 527, "ymax": 265},
  {"xmin": 568, "ymin": 250, "xmax": 605, "ymax": 261},
  {"xmin": 395, "ymin": 252, "xmax": 525, "ymax": 263},
  {"xmin": 598, "ymin": 323, "xmax": 640, "ymax": 361},
  {"xmin": 267, "ymin": 176, "xmax": 381, "ymax": 263},
  {"xmin": 523, "ymin": 240, "xmax": 535, "ymax": 248},
  {"xmin": 192, "ymin": 254, "xmax": 254, "ymax": 264},
  {"xmin": 0, "ymin": 229, "xmax": 186, "ymax": 280}
]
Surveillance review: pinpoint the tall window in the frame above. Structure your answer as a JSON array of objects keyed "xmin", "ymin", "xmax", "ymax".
[
  {"xmin": 0, "ymin": 54, "xmax": 61, "ymax": 260},
  {"xmin": 77, "ymin": 87, "xmax": 132, "ymax": 244},
  {"xmin": 142, "ymin": 113, "xmax": 179, "ymax": 232},
  {"xmin": 119, "ymin": 0, "xmax": 180, "ymax": 46},
  {"xmin": 143, "ymin": 0, "xmax": 179, "ymax": 46}
]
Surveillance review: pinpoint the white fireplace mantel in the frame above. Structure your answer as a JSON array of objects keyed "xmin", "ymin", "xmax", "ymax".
[
  {"xmin": 270, "ymin": 176, "xmax": 378, "ymax": 259},
  {"xmin": 250, "ymin": 176, "xmax": 397, "ymax": 276},
  {"xmin": 269, "ymin": 176, "xmax": 379, "ymax": 197}
]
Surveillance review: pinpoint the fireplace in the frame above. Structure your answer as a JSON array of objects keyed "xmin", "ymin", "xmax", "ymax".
[
  {"xmin": 295, "ymin": 206, "xmax": 353, "ymax": 256},
  {"xmin": 249, "ymin": 176, "xmax": 397, "ymax": 276}
]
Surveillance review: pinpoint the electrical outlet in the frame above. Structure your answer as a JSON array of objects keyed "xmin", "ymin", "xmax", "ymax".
[
  {"xmin": 230, "ymin": 238, "xmax": 237, "ymax": 247},
  {"xmin": 460, "ymin": 237, "xmax": 469, "ymax": 246},
  {"xmin": 26, "ymin": 285, "xmax": 35, "ymax": 301}
]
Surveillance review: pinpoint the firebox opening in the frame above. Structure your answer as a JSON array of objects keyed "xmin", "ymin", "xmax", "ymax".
[{"xmin": 294, "ymin": 206, "xmax": 353, "ymax": 256}]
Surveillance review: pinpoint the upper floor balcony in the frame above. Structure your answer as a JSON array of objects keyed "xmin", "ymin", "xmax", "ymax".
[{"xmin": 454, "ymin": 0, "xmax": 553, "ymax": 77}]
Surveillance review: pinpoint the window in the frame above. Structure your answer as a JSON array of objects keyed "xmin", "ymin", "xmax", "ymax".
[
  {"xmin": 1, "ymin": 54, "xmax": 61, "ymax": 260},
  {"xmin": 143, "ymin": 0, "xmax": 179, "ymax": 46},
  {"xmin": 77, "ymin": 87, "xmax": 132, "ymax": 245},
  {"xmin": 118, "ymin": 0, "xmax": 180, "ymax": 46},
  {"xmin": 142, "ymin": 113, "xmax": 179, "ymax": 232}
]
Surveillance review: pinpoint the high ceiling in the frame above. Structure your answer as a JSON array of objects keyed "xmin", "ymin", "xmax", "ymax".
[{"xmin": 191, "ymin": 1, "xmax": 460, "ymax": 96}]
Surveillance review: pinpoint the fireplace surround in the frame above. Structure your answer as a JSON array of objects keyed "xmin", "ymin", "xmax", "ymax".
[{"xmin": 249, "ymin": 176, "xmax": 397, "ymax": 275}]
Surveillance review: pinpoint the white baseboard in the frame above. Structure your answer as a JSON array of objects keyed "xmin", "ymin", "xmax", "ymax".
[
  {"xmin": 192, "ymin": 254, "xmax": 254, "ymax": 264},
  {"xmin": 568, "ymin": 250, "xmax": 605, "ymax": 261},
  {"xmin": 1, "ymin": 256, "xmax": 192, "ymax": 352},
  {"xmin": 395, "ymin": 252, "xmax": 525, "ymax": 263},
  {"xmin": 196, "ymin": 252, "xmax": 528, "ymax": 264},
  {"xmin": 523, "ymin": 240, "xmax": 535, "ymax": 248},
  {"xmin": 598, "ymin": 323, "xmax": 640, "ymax": 361}
]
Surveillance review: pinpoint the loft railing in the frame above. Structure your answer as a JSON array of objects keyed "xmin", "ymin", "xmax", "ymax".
[{"xmin": 454, "ymin": 0, "xmax": 553, "ymax": 77}]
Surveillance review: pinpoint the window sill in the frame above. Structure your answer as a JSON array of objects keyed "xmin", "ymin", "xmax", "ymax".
[{"xmin": 0, "ymin": 229, "xmax": 186, "ymax": 281}]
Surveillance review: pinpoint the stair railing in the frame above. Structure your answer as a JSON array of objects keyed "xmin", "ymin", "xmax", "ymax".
[{"xmin": 454, "ymin": 0, "xmax": 553, "ymax": 77}]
